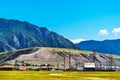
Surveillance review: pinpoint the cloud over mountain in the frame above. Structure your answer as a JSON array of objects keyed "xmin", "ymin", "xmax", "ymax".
[
  {"xmin": 112, "ymin": 28, "xmax": 120, "ymax": 35},
  {"xmin": 98, "ymin": 29, "xmax": 108, "ymax": 36},
  {"xmin": 70, "ymin": 38, "xmax": 85, "ymax": 44}
]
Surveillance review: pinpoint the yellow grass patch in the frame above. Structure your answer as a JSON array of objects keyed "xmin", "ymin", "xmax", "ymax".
[
  {"xmin": 84, "ymin": 77, "xmax": 116, "ymax": 80},
  {"xmin": 0, "ymin": 71, "xmax": 119, "ymax": 80}
]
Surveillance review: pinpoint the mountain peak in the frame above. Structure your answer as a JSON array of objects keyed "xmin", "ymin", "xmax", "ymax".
[{"xmin": 0, "ymin": 18, "xmax": 78, "ymax": 52}]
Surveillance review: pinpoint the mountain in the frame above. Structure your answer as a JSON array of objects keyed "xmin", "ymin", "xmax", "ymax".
[
  {"xmin": 1, "ymin": 47, "xmax": 120, "ymax": 69},
  {"xmin": 0, "ymin": 18, "xmax": 77, "ymax": 52},
  {"xmin": 76, "ymin": 39, "xmax": 120, "ymax": 55}
]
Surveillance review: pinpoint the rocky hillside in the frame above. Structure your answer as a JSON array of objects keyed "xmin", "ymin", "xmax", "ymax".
[
  {"xmin": 0, "ymin": 18, "xmax": 77, "ymax": 52},
  {"xmin": 1, "ymin": 47, "xmax": 120, "ymax": 69}
]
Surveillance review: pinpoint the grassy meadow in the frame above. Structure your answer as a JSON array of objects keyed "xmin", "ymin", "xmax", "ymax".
[
  {"xmin": 43, "ymin": 47, "xmax": 92, "ymax": 54},
  {"xmin": 0, "ymin": 71, "xmax": 119, "ymax": 80}
]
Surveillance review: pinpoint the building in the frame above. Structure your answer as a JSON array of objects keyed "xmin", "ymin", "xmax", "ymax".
[{"xmin": 39, "ymin": 64, "xmax": 54, "ymax": 70}]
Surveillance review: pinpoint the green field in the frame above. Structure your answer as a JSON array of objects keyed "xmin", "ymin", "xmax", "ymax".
[{"xmin": 0, "ymin": 71, "xmax": 119, "ymax": 80}]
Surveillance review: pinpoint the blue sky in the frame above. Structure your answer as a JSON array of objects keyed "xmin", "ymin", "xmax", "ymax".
[{"xmin": 1, "ymin": 0, "xmax": 120, "ymax": 42}]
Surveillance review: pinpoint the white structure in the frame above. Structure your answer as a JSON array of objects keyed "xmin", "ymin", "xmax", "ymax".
[
  {"xmin": 84, "ymin": 63, "xmax": 95, "ymax": 71},
  {"xmin": 84, "ymin": 63, "xmax": 95, "ymax": 68}
]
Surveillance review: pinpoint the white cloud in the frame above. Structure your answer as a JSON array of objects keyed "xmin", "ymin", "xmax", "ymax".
[
  {"xmin": 98, "ymin": 29, "xmax": 108, "ymax": 36},
  {"xmin": 112, "ymin": 28, "xmax": 120, "ymax": 35},
  {"xmin": 70, "ymin": 38, "xmax": 85, "ymax": 44}
]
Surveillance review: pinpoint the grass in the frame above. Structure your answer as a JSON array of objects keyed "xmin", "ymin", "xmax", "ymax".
[
  {"xmin": 24, "ymin": 61, "xmax": 64, "ymax": 69},
  {"xmin": 105, "ymin": 54, "xmax": 120, "ymax": 58},
  {"xmin": 1, "ymin": 47, "xmax": 120, "ymax": 57},
  {"xmin": 43, "ymin": 47, "xmax": 92, "ymax": 54},
  {"xmin": 0, "ymin": 71, "xmax": 120, "ymax": 80}
]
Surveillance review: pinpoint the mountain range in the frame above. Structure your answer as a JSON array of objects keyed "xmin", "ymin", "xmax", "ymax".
[
  {"xmin": 76, "ymin": 39, "xmax": 120, "ymax": 55},
  {"xmin": 1, "ymin": 18, "xmax": 120, "ymax": 68},
  {"xmin": 1, "ymin": 18, "xmax": 120, "ymax": 57},
  {"xmin": 0, "ymin": 18, "xmax": 77, "ymax": 52}
]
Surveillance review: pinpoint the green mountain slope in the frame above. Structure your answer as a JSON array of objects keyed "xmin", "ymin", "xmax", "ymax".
[{"xmin": 0, "ymin": 18, "xmax": 78, "ymax": 52}]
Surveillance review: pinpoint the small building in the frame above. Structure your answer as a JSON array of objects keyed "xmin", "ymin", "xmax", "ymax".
[
  {"xmin": 101, "ymin": 65, "xmax": 120, "ymax": 70},
  {"xmin": 84, "ymin": 63, "xmax": 95, "ymax": 71},
  {"xmin": 72, "ymin": 63, "xmax": 84, "ymax": 71},
  {"xmin": 39, "ymin": 64, "xmax": 54, "ymax": 70},
  {"xmin": 19, "ymin": 66, "xmax": 27, "ymax": 71}
]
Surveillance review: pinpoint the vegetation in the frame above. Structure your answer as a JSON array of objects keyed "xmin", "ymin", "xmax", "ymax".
[
  {"xmin": 43, "ymin": 47, "xmax": 92, "ymax": 54},
  {"xmin": 1, "ymin": 47, "xmax": 120, "ymax": 58},
  {"xmin": 105, "ymin": 54, "xmax": 120, "ymax": 58},
  {"xmin": 0, "ymin": 71, "xmax": 119, "ymax": 80}
]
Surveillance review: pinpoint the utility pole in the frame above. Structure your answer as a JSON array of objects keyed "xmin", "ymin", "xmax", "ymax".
[
  {"xmin": 69, "ymin": 53, "xmax": 73, "ymax": 70},
  {"xmin": 93, "ymin": 49, "xmax": 97, "ymax": 70},
  {"xmin": 63, "ymin": 57, "xmax": 65, "ymax": 70},
  {"xmin": 69, "ymin": 54, "xmax": 71, "ymax": 69},
  {"xmin": 79, "ymin": 55, "xmax": 81, "ymax": 70},
  {"xmin": 109, "ymin": 53, "xmax": 113, "ymax": 70},
  {"xmin": 92, "ymin": 49, "xmax": 96, "ymax": 63},
  {"xmin": 57, "ymin": 62, "xmax": 59, "ymax": 68}
]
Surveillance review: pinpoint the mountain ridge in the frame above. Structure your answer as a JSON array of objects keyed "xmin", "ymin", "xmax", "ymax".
[
  {"xmin": 76, "ymin": 39, "xmax": 120, "ymax": 55},
  {"xmin": 0, "ymin": 18, "xmax": 78, "ymax": 52}
]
